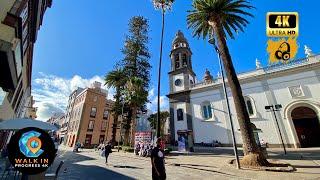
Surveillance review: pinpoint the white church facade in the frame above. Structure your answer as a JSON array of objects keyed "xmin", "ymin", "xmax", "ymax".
[{"xmin": 167, "ymin": 31, "xmax": 320, "ymax": 148}]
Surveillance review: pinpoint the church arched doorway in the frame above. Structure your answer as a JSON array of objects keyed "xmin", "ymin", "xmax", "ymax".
[{"xmin": 291, "ymin": 107, "xmax": 320, "ymax": 147}]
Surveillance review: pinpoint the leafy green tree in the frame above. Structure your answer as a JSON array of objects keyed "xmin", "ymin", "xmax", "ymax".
[
  {"xmin": 121, "ymin": 16, "xmax": 151, "ymax": 146},
  {"xmin": 187, "ymin": 0, "xmax": 268, "ymax": 166},
  {"xmin": 123, "ymin": 77, "xmax": 148, "ymax": 145},
  {"xmin": 104, "ymin": 68, "xmax": 127, "ymax": 145},
  {"xmin": 147, "ymin": 111, "xmax": 169, "ymax": 137}
]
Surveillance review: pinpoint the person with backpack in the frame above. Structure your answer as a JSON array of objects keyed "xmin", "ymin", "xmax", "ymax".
[{"xmin": 104, "ymin": 142, "xmax": 112, "ymax": 164}]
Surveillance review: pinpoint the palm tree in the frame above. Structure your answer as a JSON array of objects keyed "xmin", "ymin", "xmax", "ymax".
[
  {"xmin": 104, "ymin": 69, "xmax": 127, "ymax": 145},
  {"xmin": 152, "ymin": 0, "xmax": 174, "ymax": 138},
  {"xmin": 187, "ymin": 0, "xmax": 268, "ymax": 166},
  {"xmin": 123, "ymin": 77, "xmax": 148, "ymax": 146},
  {"xmin": 147, "ymin": 111, "xmax": 170, "ymax": 137}
]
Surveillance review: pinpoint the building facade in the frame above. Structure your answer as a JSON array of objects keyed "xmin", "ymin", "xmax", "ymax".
[
  {"xmin": 0, "ymin": 0, "xmax": 52, "ymax": 150},
  {"xmin": 168, "ymin": 31, "xmax": 320, "ymax": 148},
  {"xmin": 65, "ymin": 82, "xmax": 115, "ymax": 148},
  {"xmin": 0, "ymin": 0, "xmax": 52, "ymax": 120},
  {"xmin": 47, "ymin": 113, "xmax": 66, "ymax": 143}
]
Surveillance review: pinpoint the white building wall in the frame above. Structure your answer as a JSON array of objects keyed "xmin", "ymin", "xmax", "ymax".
[
  {"xmin": 190, "ymin": 90, "xmax": 229, "ymax": 144},
  {"xmin": 186, "ymin": 65, "xmax": 320, "ymax": 146},
  {"xmin": 266, "ymin": 70, "xmax": 320, "ymax": 146},
  {"xmin": 174, "ymin": 102, "xmax": 188, "ymax": 140},
  {"xmin": 173, "ymin": 73, "xmax": 184, "ymax": 92},
  {"xmin": 171, "ymin": 55, "xmax": 320, "ymax": 148}
]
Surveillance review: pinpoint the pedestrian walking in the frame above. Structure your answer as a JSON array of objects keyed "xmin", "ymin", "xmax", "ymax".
[
  {"xmin": 104, "ymin": 142, "xmax": 112, "ymax": 164},
  {"xmin": 151, "ymin": 138, "xmax": 166, "ymax": 180}
]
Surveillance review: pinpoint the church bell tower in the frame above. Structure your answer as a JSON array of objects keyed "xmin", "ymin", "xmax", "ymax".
[
  {"xmin": 167, "ymin": 30, "xmax": 196, "ymax": 145},
  {"xmin": 169, "ymin": 30, "xmax": 196, "ymax": 93}
]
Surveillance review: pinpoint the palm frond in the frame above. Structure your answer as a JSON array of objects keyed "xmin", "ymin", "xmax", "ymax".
[{"xmin": 187, "ymin": 0, "xmax": 254, "ymax": 40}]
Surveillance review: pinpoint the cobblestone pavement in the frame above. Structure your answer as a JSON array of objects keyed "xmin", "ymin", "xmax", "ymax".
[
  {"xmin": 51, "ymin": 146, "xmax": 236, "ymax": 180},
  {"xmin": 47, "ymin": 146, "xmax": 320, "ymax": 180}
]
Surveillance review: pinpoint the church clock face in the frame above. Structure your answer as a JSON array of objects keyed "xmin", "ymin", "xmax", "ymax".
[{"xmin": 175, "ymin": 79, "xmax": 182, "ymax": 86}]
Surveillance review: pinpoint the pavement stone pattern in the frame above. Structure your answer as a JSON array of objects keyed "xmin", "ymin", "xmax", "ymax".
[{"xmin": 1, "ymin": 146, "xmax": 320, "ymax": 179}]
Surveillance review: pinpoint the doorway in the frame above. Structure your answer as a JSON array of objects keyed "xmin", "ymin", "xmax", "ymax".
[{"xmin": 291, "ymin": 107, "xmax": 320, "ymax": 147}]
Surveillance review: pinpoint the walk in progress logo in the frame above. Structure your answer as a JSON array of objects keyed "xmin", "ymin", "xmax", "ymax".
[
  {"xmin": 266, "ymin": 12, "xmax": 299, "ymax": 64},
  {"xmin": 19, "ymin": 131, "xmax": 44, "ymax": 157},
  {"xmin": 8, "ymin": 127, "xmax": 56, "ymax": 175}
]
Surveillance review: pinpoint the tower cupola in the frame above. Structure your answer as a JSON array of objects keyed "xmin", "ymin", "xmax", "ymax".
[{"xmin": 170, "ymin": 30, "xmax": 193, "ymax": 71}]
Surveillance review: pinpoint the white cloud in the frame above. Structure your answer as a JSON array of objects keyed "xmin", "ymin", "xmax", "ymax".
[
  {"xmin": 32, "ymin": 73, "xmax": 113, "ymax": 121},
  {"xmin": 147, "ymin": 87, "xmax": 169, "ymax": 113}
]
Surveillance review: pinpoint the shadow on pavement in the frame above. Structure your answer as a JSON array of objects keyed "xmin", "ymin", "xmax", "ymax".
[
  {"xmin": 113, "ymin": 165, "xmax": 143, "ymax": 169},
  {"xmin": 171, "ymin": 163, "xmax": 217, "ymax": 168},
  {"xmin": 292, "ymin": 165, "xmax": 320, "ymax": 168},
  {"xmin": 49, "ymin": 150, "xmax": 134, "ymax": 180}
]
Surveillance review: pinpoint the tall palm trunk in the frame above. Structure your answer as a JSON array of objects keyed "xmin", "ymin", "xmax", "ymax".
[
  {"xmin": 210, "ymin": 19, "xmax": 268, "ymax": 166},
  {"xmin": 157, "ymin": 8, "xmax": 165, "ymax": 139}
]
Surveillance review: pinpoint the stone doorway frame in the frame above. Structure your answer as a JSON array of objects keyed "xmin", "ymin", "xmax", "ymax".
[{"xmin": 283, "ymin": 100, "xmax": 320, "ymax": 148}]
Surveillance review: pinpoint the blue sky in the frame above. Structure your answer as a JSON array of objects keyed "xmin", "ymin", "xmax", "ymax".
[{"xmin": 31, "ymin": 0, "xmax": 320, "ymax": 120}]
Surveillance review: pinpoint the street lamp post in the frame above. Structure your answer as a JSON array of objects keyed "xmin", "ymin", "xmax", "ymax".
[
  {"xmin": 208, "ymin": 37, "xmax": 240, "ymax": 169},
  {"xmin": 152, "ymin": 0, "xmax": 174, "ymax": 139},
  {"xmin": 265, "ymin": 104, "xmax": 286, "ymax": 154}
]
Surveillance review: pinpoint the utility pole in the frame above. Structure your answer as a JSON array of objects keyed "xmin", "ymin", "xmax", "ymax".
[{"xmin": 208, "ymin": 37, "xmax": 240, "ymax": 169}]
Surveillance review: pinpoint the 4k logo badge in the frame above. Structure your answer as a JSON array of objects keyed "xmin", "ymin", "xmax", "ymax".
[{"xmin": 267, "ymin": 12, "xmax": 299, "ymax": 37}]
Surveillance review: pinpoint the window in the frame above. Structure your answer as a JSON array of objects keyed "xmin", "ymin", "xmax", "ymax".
[
  {"xmin": 93, "ymin": 96, "xmax": 97, "ymax": 102},
  {"xmin": 22, "ymin": 25, "xmax": 28, "ymax": 42},
  {"xmin": 88, "ymin": 120, "xmax": 94, "ymax": 131},
  {"xmin": 177, "ymin": 109, "xmax": 183, "ymax": 121},
  {"xmin": 175, "ymin": 79, "xmax": 182, "ymax": 86},
  {"xmin": 175, "ymin": 55, "xmax": 180, "ymax": 69},
  {"xmin": 202, "ymin": 102, "xmax": 213, "ymax": 120},
  {"xmin": 85, "ymin": 134, "xmax": 92, "ymax": 145},
  {"xmin": 20, "ymin": 3, "xmax": 28, "ymax": 25},
  {"xmin": 103, "ymin": 110, "xmax": 109, "ymax": 119},
  {"xmin": 22, "ymin": 36, "xmax": 29, "ymax": 54},
  {"xmin": 14, "ymin": 41, "xmax": 22, "ymax": 77},
  {"xmin": 99, "ymin": 135, "xmax": 105, "ymax": 143},
  {"xmin": 182, "ymin": 54, "xmax": 187, "ymax": 66},
  {"xmin": 12, "ymin": 81, "xmax": 23, "ymax": 107},
  {"xmin": 101, "ymin": 120, "xmax": 107, "ymax": 131},
  {"xmin": 78, "ymin": 108, "xmax": 81, "ymax": 117},
  {"xmin": 75, "ymin": 121, "xmax": 79, "ymax": 130},
  {"xmin": 244, "ymin": 96, "xmax": 255, "ymax": 116},
  {"xmin": 90, "ymin": 107, "xmax": 97, "ymax": 118}
]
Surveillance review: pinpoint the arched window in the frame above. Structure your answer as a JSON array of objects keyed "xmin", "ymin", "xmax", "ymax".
[
  {"xmin": 201, "ymin": 102, "xmax": 212, "ymax": 120},
  {"xmin": 177, "ymin": 108, "xmax": 183, "ymax": 121},
  {"xmin": 244, "ymin": 96, "xmax": 255, "ymax": 117},
  {"xmin": 175, "ymin": 54, "xmax": 180, "ymax": 69},
  {"xmin": 182, "ymin": 54, "xmax": 187, "ymax": 66}
]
